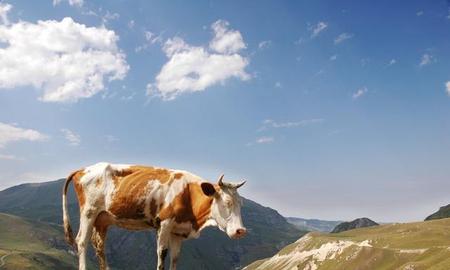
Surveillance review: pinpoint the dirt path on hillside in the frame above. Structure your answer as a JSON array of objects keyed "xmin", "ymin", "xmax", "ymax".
[{"xmin": 0, "ymin": 253, "xmax": 12, "ymax": 268}]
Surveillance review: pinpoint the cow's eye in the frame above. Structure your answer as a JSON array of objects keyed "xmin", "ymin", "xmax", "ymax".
[{"xmin": 226, "ymin": 200, "xmax": 233, "ymax": 207}]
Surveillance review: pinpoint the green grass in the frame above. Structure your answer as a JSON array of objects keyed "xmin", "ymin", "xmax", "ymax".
[
  {"xmin": 245, "ymin": 218, "xmax": 450, "ymax": 270},
  {"xmin": 0, "ymin": 213, "xmax": 96, "ymax": 270}
]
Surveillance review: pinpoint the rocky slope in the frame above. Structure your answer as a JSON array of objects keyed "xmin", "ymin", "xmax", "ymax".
[
  {"xmin": 425, "ymin": 204, "xmax": 450, "ymax": 221},
  {"xmin": 0, "ymin": 179, "xmax": 305, "ymax": 269},
  {"xmin": 331, "ymin": 217, "xmax": 378, "ymax": 233},
  {"xmin": 244, "ymin": 217, "xmax": 450, "ymax": 270}
]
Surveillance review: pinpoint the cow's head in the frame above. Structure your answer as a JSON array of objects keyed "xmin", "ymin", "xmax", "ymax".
[{"xmin": 201, "ymin": 174, "xmax": 247, "ymax": 239}]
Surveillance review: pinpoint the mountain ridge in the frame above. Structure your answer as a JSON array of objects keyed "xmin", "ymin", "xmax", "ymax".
[
  {"xmin": 425, "ymin": 204, "xmax": 450, "ymax": 221},
  {"xmin": 286, "ymin": 217, "xmax": 342, "ymax": 232},
  {"xmin": 331, "ymin": 217, "xmax": 379, "ymax": 233}
]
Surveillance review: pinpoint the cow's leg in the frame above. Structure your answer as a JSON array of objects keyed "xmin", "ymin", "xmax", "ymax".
[
  {"xmin": 91, "ymin": 226, "xmax": 109, "ymax": 270},
  {"xmin": 76, "ymin": 210, "xmax": 96, "ymax": 270},
  {"xmin": 169, "ymin": 235, "xmax": 183, "ymax": 270},
  {"xmin": 156, "ymin": 221, "xmax": 171, "ymax": 270},
  {"xmin": 91, "ymin": 211, "xmax": 111, "ymax": 270}
]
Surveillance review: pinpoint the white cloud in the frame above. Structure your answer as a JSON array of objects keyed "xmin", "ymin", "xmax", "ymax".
[
  {"xmin": 0, "ymin": 17, "xmax": 129, "ymax": 102},
  {"xmin": 145, "ymin": 31, "xmax": 155, "ymax": 42},
  {"xmin": 81, "ymin": 9, "xmax": 98, "ymax": 17},
  {"xmin": 446, "ymin": 81, "xmax": 450, "ymax": 96},
  {"xmin": 101, "ymin": 11, "xmax": 120, "ymax": 25},
  {"xmin": 260, "ymin": 119, "xmax": 324, "ymax": 131},
  {"xmin": 352, "ymin": 87, "xmax": 368, "ymax": 100},
  {"xmin": 419, "ymin": 53, "xmax": 435, "ymax": 66},
  {"xmin": 135, "ymin": 30, "xmax": 163, "ymax": 52},
  {"xmin": 388, "ymin": 59, "xmax": 397, "ymax": 66},
  {"xmin": 315, "ymin": 69, "xmax": 325, "ymax": 76},
  {"xmin": 0, "ymin": 122, "xmax": 48, "ymax": 148},
  {"xmin": 330, "ymin": 55, "xmax": 337, "ymax": 61},
  {"xmin": 128, "ymin": 20, "xmax": 135, "ymax": 29},
  {"xmin": 309, "ymin": 21, "xmax": 328, "ymax": 38},
  {"xmin": 275, "ymin": 82, "xmax": 282, "ymax": 88},
  {"xmin": 416, "ymin": 11, "xmax": 424, "ymax": 16},
  {"xmin": 148, "ymin": 20, "xmax": 250, "ymax": 100},
  {"xmin": 60, "ymin": 128, "xmax": 80, "ymax": 146},
  {"xmin": 53, "ymin": 0, "xmax": 83, "ymax": 7},
  {"xmin": 256, "ymin": 137, "xmax": 274, "ymax": 144},
  {"xmin": 258, "ymin": 40, "xmax": 271, "ymax": 50},
  {"xmin": 0, "ymin": 2, "xmax": 12, "ymax": 25},
  {"xmin": 209, "ymin": 20, "xmax": 246, "ymax": 54},
  {"xmin": 162, "ymin": 37, "xmax": 191, "ymax": 56},
  {"xmin": 246, "ymin": 136, "xmax": 275, "ymax": 146},
  {"xmin": 334, "ymin": 33, "xmax": 353, "ymax": 44},
  {"xmin": 120, "ymin": 92, "xmax": 135, "ymax": 101}
]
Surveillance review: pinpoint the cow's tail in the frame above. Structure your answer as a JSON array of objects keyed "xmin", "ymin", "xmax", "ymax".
[{"xmin": 62, "ymin": 171, "xmax": 78, "ymax": 250}]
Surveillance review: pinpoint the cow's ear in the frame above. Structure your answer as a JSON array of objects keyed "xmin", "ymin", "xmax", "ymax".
[{"xmin": 201, "ymin": 182, "xmax": 216, "ymax": 197}]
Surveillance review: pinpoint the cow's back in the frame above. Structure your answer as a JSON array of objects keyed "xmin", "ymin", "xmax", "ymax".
[
  {"xmin": 77, "ymin": 162, "xmax": 203, "ymax": 230},
  {"xmin": 106, "ymin": 165, "xmax": 169, "ymax": 219}
]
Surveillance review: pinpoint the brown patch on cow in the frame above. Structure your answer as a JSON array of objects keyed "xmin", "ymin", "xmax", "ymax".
[
  {"xmin": 111, "ymin": 166, "xmax": 173, "ymax": 187},
  {"xmin": 108, "ymin": 166, "xmax": 169, "ymax": 219},
  {"xmin": 71, "ymin": 170, "xmax": 86, "ymax": 209},
  {"xmin": 130, "ymin": 166, "xmax": 172, "ymax": 183},
  {"xmin": 159, "ymin": 183, "xmax": 214, "ymax": 231},
  {"xmin": 150, "ymin": 199, "xmax": 158, "ymax": 217},
  {"xmin": 95, "ymin": 177, "xmax": 102, "ymax": 187},
  {"xmin": 111, "ymin": 167, "xmax": 134, "ymax": 186},
  {"xmin": 108, "ymin": 166, "xmax": 185, "ymax": 221},
  {"xmin": 94, "ymin": 211, "xmax": 114, "ymax": 231},
  {"xmin": 109, "ymin": 188, "xmax": 147, "ymax": 219}
]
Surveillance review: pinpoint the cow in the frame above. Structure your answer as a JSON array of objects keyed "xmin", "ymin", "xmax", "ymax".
[{"xmin": 62, "ymin": 162, "xmax": 247, "ymax": 270}]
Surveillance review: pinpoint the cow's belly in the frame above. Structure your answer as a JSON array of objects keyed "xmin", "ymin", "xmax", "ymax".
[
  {"xmin": 114, "ymin": 218, "xmax": 154, "ymax": 231},
  {"xmin": 95, "ymin": 211, "xmax": 155, "ymax": 231}
]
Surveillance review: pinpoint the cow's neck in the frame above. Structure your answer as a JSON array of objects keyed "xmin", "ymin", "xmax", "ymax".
[{"xmin": 189, "ymin": 183, "xmax": 214, "ymax": 231}]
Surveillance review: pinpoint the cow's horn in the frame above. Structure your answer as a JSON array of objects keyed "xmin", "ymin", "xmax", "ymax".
[
  {"xmin": 217, "ymin": 174, "xmax": 225, "ymax": 186},
  {"xmin": 235, "ymin": 180, "xmax": 246, "ymax": 189}
]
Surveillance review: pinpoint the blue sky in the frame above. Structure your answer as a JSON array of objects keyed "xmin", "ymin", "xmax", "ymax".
[{"xmin": 0, "ymin": 0, "xmax": 449, "ymax": 222}]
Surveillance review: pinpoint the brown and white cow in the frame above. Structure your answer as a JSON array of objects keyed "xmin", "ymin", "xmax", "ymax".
[{"xmin": 62, "ymin": 162, "xmax": 247, "ymax": 270}]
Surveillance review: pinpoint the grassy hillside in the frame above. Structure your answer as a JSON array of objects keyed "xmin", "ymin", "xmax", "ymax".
[
  {"xmin": 0, "ymin": 179, "xmax": 305, "ymax": 269},
  {"xmin": 244, "ymin": 217, "xmax": 450, "ymax": 270},
  {"xmin": 0, "ymin": 213, "xmax": 96, "ymax": 270}
]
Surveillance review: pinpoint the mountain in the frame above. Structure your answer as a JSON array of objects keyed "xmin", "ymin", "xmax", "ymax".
[
  {"xmin": 285, "ymin": 217, "xmax": 341, "ymax": 232},
  {"xmin": 0, "ymin": 179, "xmax": 305, "ymax": 269},
  {"xmin": 425, "ymin": 204, "xmax": 450, "ymax": 221},
  {"xmin": 0, "ymin": 213, "xmax": 86, "ymax": 270},
  {"xmin": 244, "ymin": 217, "xmax": 450, "ymax": 270},
  {"xmin": 331, "ymin": 217, "xmax": 378, "ymax": 233}
]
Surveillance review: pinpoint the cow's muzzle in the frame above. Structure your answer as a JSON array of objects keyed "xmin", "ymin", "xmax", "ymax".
[{"xmin": 230, "ymin": 228, "xmax": 247, "ymax": 239}]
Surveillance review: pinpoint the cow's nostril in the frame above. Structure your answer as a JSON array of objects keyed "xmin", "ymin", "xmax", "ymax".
[{"xmin": 236, "ymin": 228, "xmax": 247, "ymax": 236}]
